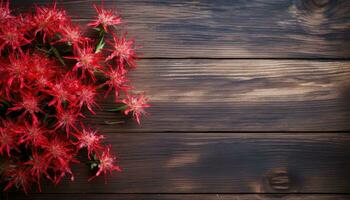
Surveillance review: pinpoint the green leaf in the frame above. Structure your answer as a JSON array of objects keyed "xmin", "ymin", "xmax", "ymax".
[
  {"xmin": 50, "ymin": 45, "xmax": 66, "ymax": 66},
  {"xmin": 107, "ymin": 105, "xmax": 128, "ymax": 112},
  {"xmin": 1, "ymin": 100, "xmax": 10, "ymax": 107},
  {"xmin": 93, "ymin": 27, "xmax": 101, "ymax": 32},
  {"xmin": 43, "ymin": 113, "xmax": 49, "ymax": 123},
  {"xmin": 95, "ymin": 36, "xmax": 105, "ymax": 53}
]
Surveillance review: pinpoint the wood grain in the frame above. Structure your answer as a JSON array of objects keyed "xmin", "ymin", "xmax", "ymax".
[
  {"xmin": 88, "ymin": 59, "xmax": 350, "ymax": 132},
  {"xmin": 18, "ymin": 132, "xmax": 349, "ymax": 193},
  {"xmin": 11, "ymin": 0, "xmax": 350, "ymax": 58},
  {"xmin": 4, "ymin": 194, "xmax": 350, "ymax": 200}
]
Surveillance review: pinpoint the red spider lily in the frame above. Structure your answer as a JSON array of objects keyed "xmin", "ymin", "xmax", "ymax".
[
  {"xmin": 8, "ymin": 92, "xmax": 44, "ymax": 124},
  {"xmin": 32, "ymin": 3, "xmax": 68, "ymax": 42},
  {"xmin": 0, "ymin": 0, "xmax": 13, "ymax": 23},
  {"xmin": 27, "ymin": 53, "xmax": 57, "ymax": 89},
  {"xmin": 18, "ymin": 121, "xmax": 49, "ymax": 147},
  {"xmin": 88, "ymin": 4, "xmax": 121, "ymax": 33},
  {"xmin": 0, "ymin": 1, "xmax": 149, "ymax": 193},
  {"xmin": 55, "ymin": 23, "xmax": 90, "ymax": 46},
  {"xmin": 42, "ymin": 137, "xmax": 77, "ymax": 183},
  {"xmin": 3, "ymin": 165, "xmax": 32, "ymax": 194},
  {"xmin": 106, "ymin": 33, "xmax": 137, "ymax": 71},
  {"xmin": 0, "ymin": 127, "xmax": 17, "ymax": 157},
  {"xmin": 76, "ymin": 84, "xmax": 99, "ymax": 114},
  {"xmin": 5, "ymin": 52, "xmax": 31, "ymax": 90},
  {"xmin": 54, "ymin": 107, "xmax": 84, "ymax": 136},
  {"xmin": 50, "ymin": 153, "xmax": 77, "ymax": 184},
  {"xmin": 121, "ymin": 93, "xmax": 150, "ymax": 124},
  {"xmin": 65, "ymin": 43, "xmax": 104, "ymax": 80},
  {"xmin": 0, "ymin": 21, "xmax": 31, "ymax": 53},
  {"xmin": 90, "ymin": 146, "xmax": 121, "ymax": 182},
  {"xmin": 101, "ymin": 65, "xmax": 129, "ymax": 99},
  {"xmin": 25, "ymin": 150, "xmax": 50, "ymax": 191},
  {"xmin": 0, "ymin": 120, "xmax": 20, "ymax": 157},
  {"xmin": 75, "ymin": 128, "xmax": 104, "ymax": 159},
  {"xmin": 47, "ymin": 74, "xmax": 81, "ymax": 111}
]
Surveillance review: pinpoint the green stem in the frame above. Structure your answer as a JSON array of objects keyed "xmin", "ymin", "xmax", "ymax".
[
  {"xmin": 107, "ymin": 104, "xmax": 128, "ymax": 112},
  {"xmin": 50, "ymin": 45, "xmax": 66, "ymax": 66},
  {"xmin": 95, "ymin": 26, "xmax": 106, "ymax": 53}
]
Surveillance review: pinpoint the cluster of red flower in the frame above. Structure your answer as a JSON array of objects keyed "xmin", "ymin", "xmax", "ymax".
[{"xmin": 0, "ymin": 1, "xmax": 149, "ymax": 193}]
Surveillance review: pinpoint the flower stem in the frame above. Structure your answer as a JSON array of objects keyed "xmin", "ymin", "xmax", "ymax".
[{"xmin": 50, "ymin": 45, "xmax": 66, "ymax": 66}]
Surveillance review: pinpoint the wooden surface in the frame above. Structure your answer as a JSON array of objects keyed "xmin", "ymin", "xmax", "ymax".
[
  {"xmin": 6, "ymin": 0, "xmax": 350, "ymax": 200},
  {"xmin": 4, "ymin": 194, "xmax": 350, "ymax": 200}
]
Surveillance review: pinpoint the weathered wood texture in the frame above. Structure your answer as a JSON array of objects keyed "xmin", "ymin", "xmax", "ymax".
[
  {"xmin": 11, "ymin": 0, "xmax": 350, "ymax": 58},
  {"xmin": 14, "ymin": 133, "xmax": 348, "ymax": 193},
  {"xmin": 4, "ymin": 194, "xmax": 350, "ymax": 200},
  {"xmin": 90, "ymin": 59, "xmax": 350, "ymax": 132},
  {"xmin": 6, "ymin": 0, "xmax": 350, "ymax": 199}
]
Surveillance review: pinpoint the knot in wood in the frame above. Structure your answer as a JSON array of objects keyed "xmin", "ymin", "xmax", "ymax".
[
  {"xmin": 261, "ymin": 167, "xmax": 300, "ymax": 193},
  {"xmin": 267, "ymin": 168, "xmax": 290, "ymax": 191}
]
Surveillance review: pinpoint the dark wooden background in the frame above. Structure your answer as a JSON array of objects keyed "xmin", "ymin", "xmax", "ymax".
[{"xmin": 3, "ymin": 0, "xmax": 350, "ymax": 199}]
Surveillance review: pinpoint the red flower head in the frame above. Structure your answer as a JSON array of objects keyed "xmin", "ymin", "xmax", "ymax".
[
  {"xmin": 3, "ymin": 165, "xmax": 32, "ymax": 194},
  {"xmin": 0, "ymin": 0, "xmax": 13, "ymax": 23},
  {"xmin": 106, "ymin": 33, "xmax": 137, "ymax": 71},
  {"xmin": 27, "ymin": 53, "xmax": 57, "ymax": 89},
  {"xmin": 90, "ymin": 146, "xmax": 121, "ymax": 182},
  {"xmin": 54, "ymin": 107, "xmax": 83, "ymax": 136},
  {"xmin": 76, "ymin": 84, "xmax": 99, "ymax": 114},
  {"xmin": 121, "ymin": 93, "xmax": 150, "ymax": 124},
  {"xmin": 0, "ymin": 20, "xmax": 31, "ymax": 53},
  {"xmin": 101, "ymin": 65, "xmax": 129, "ymax": 99},
  {"xmin": 0, "ymin": 120, "xmax": 19, "ymax": 157},
  {"xmin": 42, "ymin": 137, "xmax": 77, "ymax": 184},
  {"xmin": 8, "ymin": 92, "xmax": 44, "ymax": 124},
  {"xmin": 88, "ymin": 4, "xmax": 121, "ymax": 33},
  {"xmin": 32, "ymin": 3, "xmax": 68, "ymax": 42},
  {"xmin": 18, "ymin": 121, "xmax": 48, "ymax": 147},
  {"xmin": 55, "ymin": 23, "xmax": 90, "ymax": 46},
  {"xmin": 25, "ymin": 150, "xmax": 50, "ymax": 191},
  {"xmin": 75, "ymin": 128, "xmax": 104, "ymax": 159},
  {"xmin": 5, "ymin": 51, "xmax": 31, "ymax": 90},
  {"xmin": 47, "ymin": 74, "xmax": 80, "ymax": 111},
  {"xmin": 65, "ymin": 43, "xmax": 104, "ymax": 81}
]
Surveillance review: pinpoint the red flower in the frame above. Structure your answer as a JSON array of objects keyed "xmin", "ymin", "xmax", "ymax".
[
  {"xmin": 101, "ymin": 65, "xmax": 129, "ymax": 99},
  {"xmin": 18, "ymin": 121, "xmax": 48, "ymax": 147},
  {"xmin": 5, "ymin": 52, "xmax": 31, "ymax": 90},
  {"xmin": 0, "ymin": 20, "xmax": 31, "ymax": 53},
  {"xmin": 65, "ymin": 43, "xmax": 104, "ymax": 80},
  {"xmin": 0, "ymin": 120, "xmax": 19, "ymax": 157},
  {"xmin": 8, "ymin": 92, "xmax": 43, "ymax": 124},
  {"xmin": 47, "ymin": 74, "xmax": 80, "ymax": 110},
  {"xmin": 76, "ymin": 84, "xmax": 99, "ymax": 114},
  {"xmin": 121, "ymin": 93, "xmax": 150, "ymax": 124},
  {"xmin": 90, "ymin": 146, "xmax": 121, "ymax": 182},
  {"xmin": 32, "ymin": 3, "xmax": 68, "ymax": 42},
  {"xmin": 3, "ymin": 165, "xmax": 32, "ymax": 194},
  {"xmin": 106, "ymin": 33, "xmax": 137, "ymax": 70},
  {"xmin": 25, "ymin": 150, "xmax": 50, "ymax": 191},
  {"xmin": 0, "ymin": 0, "xmax": 13, "ymax": 23},
  {"xmin": 42, "ymin": 137, "xmax": 77, "ymax": 184},
  {"xmin": 54, "ymin": 107, "xmax": 83, "ymax": 136},
  {"xmin": 55, "ymin": 23, "xmax": 90, "ymax": 46},
  {"xmin": 27, "ymin": 53, "xmax": 57, "ymax": 90},
  {"xmin": 75, "ymin": 128, "xmax": 104, "ymax": 159},
  {"xmin": 88, "ymin": 4, "xmax": 121, "ymax": 33}
]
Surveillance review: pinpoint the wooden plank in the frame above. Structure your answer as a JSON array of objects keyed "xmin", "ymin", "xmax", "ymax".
[
  {"xmin": 88, "ymin": 59, "xmax": 350, "ymax": 132},
  {"xmin": 4, "ymin": 194, "xmax": 350, "ymax": 200},
  {"xmin": 18, "ymin": 132, "xmax": 349, "ymax": 193},
  {"xmin": 11, "ymin": 0, "xmax": 350, "ymax": 58}
]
